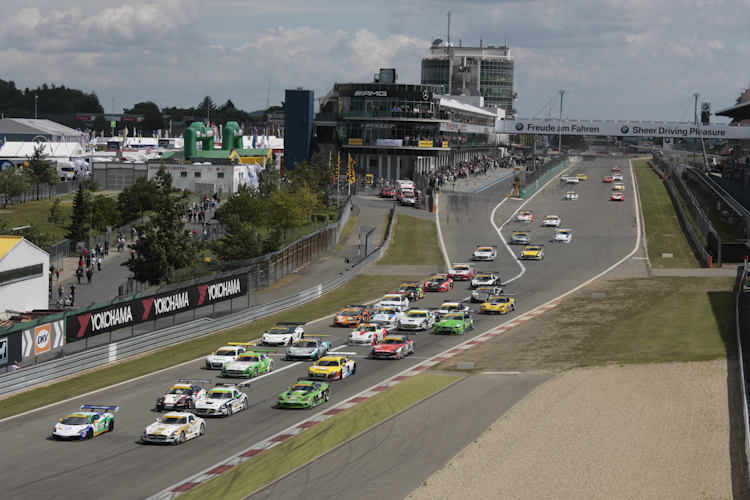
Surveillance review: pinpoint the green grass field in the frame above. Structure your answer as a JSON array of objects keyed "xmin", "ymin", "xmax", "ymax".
[
  {"xmin": 2, "ymin": 193, "xmax": 76, "ymax": 243},
  {"xmin": 634, "ymin": 159, "xmax": 701, "ymax": 268},
  {"xmin": 178, "ymin": 374, "xmax": 461, "ymax": 500},
  {"xmin": 377, "ymin": 215, "xmax": 443, "ymax": 265}
]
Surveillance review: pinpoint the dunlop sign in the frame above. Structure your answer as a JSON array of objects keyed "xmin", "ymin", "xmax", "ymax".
[{"xmin": 66, "ymin": 275, "xmax": 248, "ymax": 341}]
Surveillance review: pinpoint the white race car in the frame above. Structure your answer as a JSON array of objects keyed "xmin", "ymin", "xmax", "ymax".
[
  {"xmin": 553, "ymin": 229, "xmax": 572, "ymax": 243},
  {"xmin": 436, "ymin": 301, "xmax": 471, "ymax": 319},
  {"xmin": 564, "ymin": 191, "xmax": 579, "ymax": 201},
  {"xmin": 516, "ymin": 211, "xmax": 534, "ymax": 222},
  {"xmin": 194, "ymin": 383, "xmax": 250, "ymax": 417},
  {"xmin": 370, "ymin": 307, "xmax": 406, "ymax": 329},
  {"xmin": 471, "ymin": 272, "xmax": 501, "ymax": 288},
  {"xmin": 472, "ymin": 246, "xmax": 497, "ymax": 261},
  {"xmin": 52, "ymin": 405, "xmax": 118, "ymax": 441},
  {"xmin": 542, "ymin": 215, "xmax": 561, "ymax": 227},
  {"xmin": 566, "ymin": 177, "xmax": 580, "ymax": 184},
  {"xmin": 348, "ymin": 323, "xmax": 388, "ymax": 345},
  {"xmin": 140, "ymin": 412, "xmax": 205, "ymax": 445},
  {"xmin": 374, "ymin": 293, "xmax": 411, "ymax": 312},
  {"xmin": 510, "ymin": 231, "xmax": 531, "ymax": 245},
  {"xmin": 205, "ymin": 343, "xmax": 251, "ymax": 370},
  {"xmin": 448, "ymin": 263, "xmax": 475, "ymax": 281},
  {"xmin": 155, "ymin": 380, "xmax": 209, "ymax": 412},
  {"xmin": 398, "ymin": 309, "xmax": 436, "ymax": 331},
  {"xmin": 613, "ymin": 173, "xmax": 624, "ymax": 181},
  {"xmin": 261, "ymin": 322, "xmax": 305, "ymax": 346}
]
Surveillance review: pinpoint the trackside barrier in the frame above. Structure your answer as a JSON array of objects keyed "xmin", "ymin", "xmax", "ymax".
[
  {"xmin": 518, "ymin": 156, "xmax": 580, "ymax": 198},
  {"xmin": 736, "ymin": 261, "xmax": 750, "ymax": 485},
  {"xmin": 0, "ymin": 204, "xmax": 396, "ymax": 399}
]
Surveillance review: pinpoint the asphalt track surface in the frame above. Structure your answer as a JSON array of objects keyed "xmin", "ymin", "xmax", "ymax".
[{"xmin": 0, "ymin": 158, "xmax": 648, "ymax": 500}]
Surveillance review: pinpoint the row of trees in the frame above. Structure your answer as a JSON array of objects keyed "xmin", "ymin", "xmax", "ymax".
[{"xmin": 0, "ymin": 144, "xmax": 62, "ymax": 208}]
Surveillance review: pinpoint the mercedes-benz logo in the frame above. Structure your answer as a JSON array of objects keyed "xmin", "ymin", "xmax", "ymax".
[
  {"xmin": 664, "ymin": 138, "xmax": 671, "ymax": 143},
  {"xmin": 422, "ymin": 90, "xmax": 430, "ymax": 101},
  {"xmin": 621, "ymin": 126, "xmax": 629, "ymax": 134},
  {"xmin": 515, "ymin": 123, "xmax": 524, "ymax": 131}
]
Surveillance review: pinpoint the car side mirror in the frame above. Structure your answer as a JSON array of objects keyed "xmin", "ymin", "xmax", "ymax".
[
  {"xmin": 286, "ymin": 386, "xmax": 290, "ymax": 391},
  {"xmin": 59, "ymin": 418, "xmax": 63, "ymax": 422}
]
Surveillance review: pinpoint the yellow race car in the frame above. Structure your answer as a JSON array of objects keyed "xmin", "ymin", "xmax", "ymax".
[
  {"xmin": 519, "ymin": 245, "xmax": 544, "ymax": 260},
  {"xmin": 577, "ymin": 173, "xmax": 587, "ymax": 181},
  {"xmin": 308, "ymin": 354, "xmax": 357, "ymax": 380},
  {"xmin": 481, "ymin": 295, "xmax": 516, "ymax": 314}
]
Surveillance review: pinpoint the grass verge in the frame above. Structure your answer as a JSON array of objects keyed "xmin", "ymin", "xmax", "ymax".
[
  {"xmin": 335, "ymin": 214, "xmax": 358, "ymax": 251},
  {"xmin": 634, "ymin": 159, "xmax": 701, "ymax": 268},
  {"xmin": 0, "ymin": 274, "xmax": 425, "ymax": 420},
  {"xmin": 378, "ymin": 215, "xmax": 443, "ymax": 265},
  {"xmin": 178, "ymin": 374, "xmax": 462, "ymax": 500}
]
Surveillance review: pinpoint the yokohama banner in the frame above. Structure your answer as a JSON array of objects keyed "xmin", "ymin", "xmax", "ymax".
[{"xmin": 66, "ymin": 275, "xmax": 248, "ymax": 341}]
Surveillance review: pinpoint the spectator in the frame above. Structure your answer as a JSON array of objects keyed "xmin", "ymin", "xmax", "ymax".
[
  {"xmin": 64, "ymin": 296, "xmax": 71, "ymax": 307},
  {"xmin": 58, "ymin": 284, "xmax": 64, "ymax": 299},
  {"xmin": 97, "ymin": 256, "xmax": 102, "ymax": 273},
  {"xmin": 10, "ymin": 361, "xmax": 20, "ymax": 372}
]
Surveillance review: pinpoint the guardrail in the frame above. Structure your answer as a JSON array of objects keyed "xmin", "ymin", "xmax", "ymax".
[
  {"xmin": 0, "ymin": 204, "xmax": 396, "ymax": 399},
  {"xmin": 736, "ymin": 260, "xmax": 750, "ymax": 485}
]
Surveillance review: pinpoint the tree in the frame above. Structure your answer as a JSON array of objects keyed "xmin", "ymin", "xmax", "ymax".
[
  {"xmin": 199, "ymin": 95, "xmax": 216, "ymax": 121},
  {"xmin": 214, "ymin": 184, "xmax": 264, "ymax": 228},
  {"xmin": 48, "ymin": 198, "xmax": 66, "ymax": 243},
  {"xmin": 64, "ymin": 185, "xmax": 91, "ymax": 246},
  {"xmin": 0, "ymin": 219, "xmax": 49, "ymax": 250},
  {"xmin": 122, "ymin": 167, "xmax": 203, "ymax": 284},
  {"xmin": 209, "ymin": 214, "xmax": 261, "ymax": 262},
  {"xmin": 143, "ymin": 107, "xmax": 165, "ymax": 134},
  {"xmin": 0, "ymin": 167, "xmax": 29, "ymax": 208},
  {"xmin": 117, "ymin": 175, "xmax": 158, "ymax": 225},
  {"xmin": 25, "ymin": 144, "xmax": 59, "ymax": 200},
  {"xmin": 268, "ymin": 189, "xmax": 304, "ymax": 239},
  {"xmin": 91, "ymin": 114, "xmax": 109, "ymax": 136},
  {"xmin": 91, "ymin": 196, "xmax": 121, "ymax": 232}
]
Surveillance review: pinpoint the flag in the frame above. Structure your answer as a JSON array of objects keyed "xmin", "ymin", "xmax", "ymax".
[
  {"xmin": 335, "ymin": 152, "xmax": 340, "ymax": 180},
  {"xmin": 252, "ymin": 126, "xmax": 257, "ymax": 148}
]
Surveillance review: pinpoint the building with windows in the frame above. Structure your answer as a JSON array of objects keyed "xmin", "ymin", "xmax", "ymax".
[
  {"xmin": 421, "ymin": 39, "xmax": 515, "ymax": 118},
  {"xmin": 312, "ymin": 69, "xmax": 504, "ymax": 183}
]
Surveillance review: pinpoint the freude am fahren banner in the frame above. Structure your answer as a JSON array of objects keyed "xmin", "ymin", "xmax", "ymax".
[
  {"xmin": 66, "ymin": 276, "xmax": 248, "ymax": 341},
  {"xmin": 502, "ymin": 119, "xmax": 750, "ymax": 140}
]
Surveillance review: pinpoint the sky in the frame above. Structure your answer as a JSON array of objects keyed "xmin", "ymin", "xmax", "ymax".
[{"xmin": 1, "ymin": 0, "xmax": 749, "ymax": 123}]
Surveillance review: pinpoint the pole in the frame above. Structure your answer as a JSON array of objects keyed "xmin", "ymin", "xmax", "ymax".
[
  {"xmin": 35, "ymin": 95, "xmax": 38, "ymax": 120},
  {"xmin": 693, "ymin": 93, "xmax": 699, "ymax": 169},
  {"xmin": 111, "ymin": 98, "xmax": 116, "ymax": 137},
  {"xmin": 558, "ymin": 90, "xmax": 565, "ymax": 155}
]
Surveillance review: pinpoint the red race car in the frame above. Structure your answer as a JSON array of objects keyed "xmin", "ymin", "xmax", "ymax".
[
  {"xmin": 602, "ymin": 176, "xmax": 614, "ymax": 183},
  {"xmin": 448, "ymin": 263, "xmax": 476, "ymax": 281},
  {"xmin": 611, "ymin": 192, "xmax": 625, "ymax": 201},
  {"xmin": 368, "ymin": 336, "xmax": 415, "ymax": 360},
  {"xmin": 380, "ymin": 186, "xmax": 394, "ymax": 198},
  {"xmin": 612, "ymin": 166, "xmax": 621, "ymax": 172},
  {"xmin": 423, "ymin": 274, "xmax": 454, "ymax": 292}
]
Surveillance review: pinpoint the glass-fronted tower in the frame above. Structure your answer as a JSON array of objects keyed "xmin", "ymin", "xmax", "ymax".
[{"xmin": 421, "ymin": 40, "xmax": 515, "ymax": 117}]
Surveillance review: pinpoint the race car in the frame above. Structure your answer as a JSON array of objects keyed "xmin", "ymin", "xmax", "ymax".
[
  {"xmin": 397, "ymin": 309, "xmax": 436, "ymax": 331},
  {"xmin": 436, "ymin": 301, "xmax": 471, "ymax": 319},
  {"xmin": 156, "ymin": 380, "xmax": 209, "ymax": 412},
  {"xmin": 448, "ymin": 263, "xmax": 476, "ymax": 281},
  {"xmin": 613, "ymin": 173, "xmax": 624, "ymax": 181},
  {"xmin": 368, "ymin": 336, "xmax": 415, "ymax": 360},
  {"xmin": 612, "ymin": 166, "xmax": 621, "ymax": 172},
  {"xmin": 542, "ymin": 215, "xmax": 561, "ymax": 227},
  {"xmin": 205, "ymin": 343, "xmax": 250, "ymax": 370},
  {"xmin": 472, "ymin": 246, "xmax": 497, "ymax": 261},
  {"xmin": 380, "ymin": 186, "xmax": 394, "ymax": 198},
  {"xmin": 433, "ymin": 312, "xmax": 474, "ymax": 335},
  {"xmin": 396, "ymin": 283, "xmax": 424, "ymax": 301},
  {"xmin": 613, "ymin": 183, "xmax": 625, "ymax": 191},
  {"xmin": 370, "ymin": 306, "xmax": 406, "ymax": 330},
  {"xmin": 577, "ymin": 173, "xmax": 587, "ymax": 181},
  {"xmin": 560, "ymin": 174, "xmax": 570, "ymax": 181},
  {"xmin": 553, "ymin": 229, "xmax": 573, "ymax": 243},
  {"xmin": 140, "ymin": 412, "xmax": 205, "ymax": 445},
  {"xmin": 611, "ymin": 192, "xmax": 625, "ymax": 201},
  {"xmin": 564, "ymin": 191, "xmax": 579, "ymax": 201},
  {"xmin": 193, "ymin": 383, "xmax": 250, "ymax": 417},
  {"xmin": 602, "ymin": 175, "xmax": 614, "ymax": 183},
  {"xmin": 423, "ymin": 274, "xmax": 454, "ymax": 292},
  {"xmin": 471, "ymin": 272, "xmax": 501, "ymax": 288},
  {"xmin": 348, "ymin": 323, "xmax": 388, "ymax": 345},
  {"xmin": 374, "ymin": 293, "xmax": 410, "ymax": 312},
  {"xmin": 277, "ymin": 378, "xmax": 330, "ymax": 409},
  {"xmin": 221, "ymin": 350, "xmax": 275, "ymax": 378},
  {"xmin": 333, "ymin": 305, "xmax": 371, "ymax": 327},
  {"xmin": 471, "ymin": 285, "xmax": 503, "ymax": 303},
  {"xmin": 261, "ymin": 322, "xmax": 305, "ymax": 346},
  {"xmin": 519, "ymin": 245, "xmax": 544, "ymax": 260},
  {"xmin": 308, "ymin": 354, "xmax": 357, "ymax": 380},
  {"xmin": 516, "ymin": 211, "xmax": 534, "ymax": 222},
  {"xmin": 480, "ymin": 294, "xmax": 516, "ymax": 314},
  {"xmin": 52, "ymin": 405, "xmax": 118, "ymax": 441},
  {"xmin": 566, "ymin": 177, "xmax": 580, "ymax": 184},
  {"xmin": 285, "ymin": 337, "xmax": 331, "ymax": 361},
  {"xmin": 510, "ymin": 231, "xmax": 531, "ymax": 245}
]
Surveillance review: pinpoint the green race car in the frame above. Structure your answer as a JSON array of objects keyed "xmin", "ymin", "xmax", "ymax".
[
  {"xmin": 221, "ymin": 350, "xmax": 275, "ymax": 378},
  {"xmin": 277, "ymin": 377, "xmax": 331, "ymax": 409},
  {"xmin": 433, "ymin": 312, "xmax": 474, "ymax": 335}
]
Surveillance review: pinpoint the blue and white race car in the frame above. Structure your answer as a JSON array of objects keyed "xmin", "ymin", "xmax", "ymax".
[
  {"xmin": 52, "ymin": 405, "xmax": 118, "ymax": 441},
  {"xmin": 370, "ymin": 306, "xmax": 406, "ymax": 330},
  {"xmin": 285, "ymin": 337, "xmax": 331, "ymax": 361}
]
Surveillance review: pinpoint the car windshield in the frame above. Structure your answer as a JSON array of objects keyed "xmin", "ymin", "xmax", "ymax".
[
  {"xmin": 215, "ymin": 350, "xmax": 236, "ymax": 356},
  {"xmin": 161, "ymin": 417, "xmax": 187, "ymax": 425},
  {"xmin": 477, "ymin": 247, "xmax": 492, "ymax": 252},
  {"xmin": 295, "ymin": 341, "xmax": 317, "ymax": 348},
  {"xmin": 380, "ymin": 339, "xmax": 404, "ymax": 345},
  {"xmin": 267, "ymin": 327, "xmax": 292, "ymax": 334},
  {"xmin": 444, "ymin": 314, "xmax": 463, "ymax": 320},
  {"xmin": 358, "ymin": 325, "xmax": 377, "ymax": 332},
  {"xmin": 166, "ymin": 387, "xmax": 192, "ymax": 395},
  {"xmin": 340, "ymin": 309, "xmax": 360, "ymax": 315},
  {"xmin": 442, "ymin": 305, "xmax": 460, "ymax": 311},
  {"xmin": 61, "ymin": 416, "xmax": 90, "ymax": 425},
  {"xmin": 291, "ymin": 384, "xmax": 316, "ymax": 394},
  {"xmin": 476, "ymin": 275, "xmax": 492, "ymax": 280},
  {"xmin": 317, "ymin": 360, "xmax": 339, "ymax": 366},
  {"xmin": 408, "ymin": 312, "xmax": 427, "ymax": 318},
  {"xmin": 491, "ymin": 297, "xmax": 510, "ymax": 304},
  {"xmin": 429, "ymin": 277, "xmax": 445, "ymax": 283},
  {"xmin": 399, "ymin": 286, "xmax": 417, "ymax": 292},
  {"xmin": 526, "ymin": 247, "xmax": 540, "ymax": 251},
  {"xmin": 237, "ymin": 355, "xmax": 259, "ymax": 362},
  {"xmin": 377, "ymin": 308, "xmax": 397, "ymax": 315},
  {"xmin": 453, "ymin": 266, "xmax": 469, "ymax": 271},
  {"xmin": 208, "ymin": 391, "xmax": 233, "ymax": 399},
  {"xmin": 382, "ymin": 296, "xmax": 400, "ymax": 301}
]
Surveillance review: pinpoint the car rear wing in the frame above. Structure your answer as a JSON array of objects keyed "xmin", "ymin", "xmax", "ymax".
[
  {"xmin": 297, "ymin": 377, "xmax": 330, "ymax": 383},
  {"xmin": 246, "ymin": 349, "xmax": 278, "ymax": 353},
  {"xmin": 216, "ymin": 382, "xmax": 252, "ymax": 388},
  {"xmin": 179, "ymin": 379, "xmax": 211, "ymax": 385},
  {"xmin": 227, "ymin": 342, "xmax": 254, "ymax": 347},
  {"xmin": 324, "ymin": 351, "xmax": 358, "ymax": 357},
  {"xmin": 451, "ymin": 263, "xmax": 474, "ymax": 267},
  {"xmin": 304, "ymin": 334, "xmax": 332, "ymax": 338},
  {"xmin": 277, "ymin": 322, "xmax": 306, "ymax": 326},
  {"xmin": 476, "ymin": 246, "xmax": 497, "ymax": 249},
  {"xmin": 80, "ymin": 405, "xmax": 119, "ymax": 412},
  {"xmin": 345, "ymin": 305, "xmax": 369, "ymax": 309}
]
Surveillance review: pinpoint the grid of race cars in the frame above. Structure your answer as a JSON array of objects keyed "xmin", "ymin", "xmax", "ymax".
[{"xmin": 51, "ymin": 168, "xmax": 623, "ymax": 446}]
